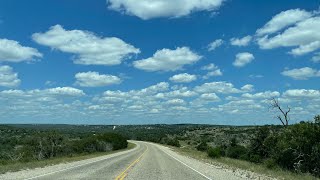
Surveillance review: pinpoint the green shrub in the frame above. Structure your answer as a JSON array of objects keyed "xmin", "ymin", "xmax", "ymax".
[
  {"xmin": 248, "ymin": 126, "xmax": 270, "ymax": 160},
  {"xmin": 167, "ymin": 138, "xmax": 181, "ymax": 147},
  {"xmin": 247, "ymin": 121, "xmax": 320, "ymax": 177},
  {"xmin": 247, "ymin": 154, "xmax": 261, "ymax": 163},
  {"xmin": 208, "ymin": 147, "xmax": 222, "ymax": 158},
  {"xmin": 226, "ymin": 145, "xmax": 248, "ymax": 160},
  {"xmin": 196, "ymin": 141, "xmax": 208, "ymax": 151},
  {"xmin": 264, "ymin": 158, "xmax": 277, "ymax": 169}
]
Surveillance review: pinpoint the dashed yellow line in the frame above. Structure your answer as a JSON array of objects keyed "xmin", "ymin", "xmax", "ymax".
[{"xmin": 115, "ymin": 145, "xmax": 148, "ymax": 180}]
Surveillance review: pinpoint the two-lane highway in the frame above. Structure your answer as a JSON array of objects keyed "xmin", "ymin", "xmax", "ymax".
[{"xmin": 0, "ymin": 141, "xmax": 245, "ymax": 180}]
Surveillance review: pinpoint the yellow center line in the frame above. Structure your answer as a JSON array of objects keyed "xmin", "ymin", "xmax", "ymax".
[{"xmin": 115, "ymin": 144, "xmax": 148, "ymax": 180}]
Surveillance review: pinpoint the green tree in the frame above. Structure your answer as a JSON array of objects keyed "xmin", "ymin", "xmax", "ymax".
[
  {"xmin": 248, "ymin": 126, "xmax": 270, "ymax": 163},
  {"xmin": 196, "ymin": 141, "xmax": 208, "ymax": 151},
  {"xmin": 315, "ymin": 115, "xmax": 320, "ymax": 124}
]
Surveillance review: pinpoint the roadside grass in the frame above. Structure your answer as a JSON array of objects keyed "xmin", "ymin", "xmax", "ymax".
[
  {"xmin": 170, "ymin": 145, "xmax": 318, "ymax": 180},
  {"xmin": 0, "ymin": 142, "xmax": 136, "ymax": 174}
]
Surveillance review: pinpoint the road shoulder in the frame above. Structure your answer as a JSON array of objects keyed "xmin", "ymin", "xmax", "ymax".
[
  {"xmin": 153, "ymin": 142, "xmax": 277, "ymax": 180},
  {"xmin": 0, "ymin": 142, "xmax": 137, "ymax": 179}
]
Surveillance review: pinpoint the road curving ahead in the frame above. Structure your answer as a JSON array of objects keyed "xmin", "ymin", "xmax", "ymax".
[{"xmin": 0, "ymin": 141, "xmax": 245, "ymax": 180}]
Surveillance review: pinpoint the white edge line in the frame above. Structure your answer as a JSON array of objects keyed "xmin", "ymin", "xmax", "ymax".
[
  {"xmin": 24, "ymin": 144, "xmax": 139, "ymax": 180},
  {"xmin": 160, "ymin": 147, "xmax": 213, "ymax": 180}
]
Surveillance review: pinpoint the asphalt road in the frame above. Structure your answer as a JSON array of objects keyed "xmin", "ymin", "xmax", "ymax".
[{"xmin": 1, "ymin": 141, "xmax": 245, "ymax": 180}]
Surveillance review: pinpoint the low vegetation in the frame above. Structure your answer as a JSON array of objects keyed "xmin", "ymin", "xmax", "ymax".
[
  {"xmin": 186, "ymin": 115, "xmax": 320, "ymax": 179},
  {"xmin": 0, "ymin": 143, "xmax": 135, "ymax": 174},
  {"xmin": 1, "ymin": 114, "xmax": 319, "ymax": 179},
  {"xmin": 174, "ymin": 146, "xmax": 317, "ymax": 180},
  {"xmin": 0, "ymin": 126, "xmax": 128, "ymax": 173}
]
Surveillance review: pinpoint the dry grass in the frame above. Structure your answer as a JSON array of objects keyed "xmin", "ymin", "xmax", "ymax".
[{"xmin": 0, "ymin": 142, "xmax": 136, "ymax": 174}]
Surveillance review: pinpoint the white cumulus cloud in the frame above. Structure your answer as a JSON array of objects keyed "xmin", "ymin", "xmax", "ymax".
[
  {"xmin": 194, "ymin": 81, "xmax": 241, "ymax": 94},
  {"xmin": 75, "ymin": 71, "xmax": 122, "ymax": 87},
  {"xmin": 256, "ymin": 9, "xmax": 313, "ymax": 36},
  {"xmin": 44, "ymin": 87, "xmax": 85, "ymax": 96},
  {"xmin": 311, "ymin": 52, "xmax": 320, "ymax": 63},
  {"xmin": 32, "ymin": 25, "xmax": 140, "ymax": 65},
  {"xmin": 0, "ymin": 87, "xmax": 85, "ymax": 97},
  {"xmin": 281, "ymin": 67, "xmax": 320, "ymax": 80},
  {"xmin": 201, "ymin": 63, "xmax": 222, "ymax": 79},
  {"xmin": 166, "ymin": 98, "xmax": 185, "ymax": 105},
  {"xmin": 283, "ymin": 89, "xmax": 320, "ymax": 98},
  {"xmin": 0, "ymin": 65, "xmax": 21, "ymax": 87},
  {"xmin": 133, "ymin": 47, "xmax": 201, "ymax": 71},
  {"xmin": 107, "ymin": 0, "xmax": 224, "ymax": 20},
  {"xmin": 241, "ymin": 84, "xmax": 254, "ymax": 92},
  {"xmin": 233, "ymin": 52, "xmax": 254, "ymax": 67},
  {"xmin": 199, "ymin": 93, "xmax": 220, "ymax": 101},
  {"xmin": 169, "ymin": 73, "xmax": 197, "ymax": 83},
  {"xmin": 0, "ymin": 39, "xmax": 42, "ymax": 63},
  {"xmin": 256, "ymin": 9, "xmax": 320, "ymax": 56},
  {"xmin": 201, "ymin": 63, "xmax": 217, "ymax": 71},
  {"xmin": 208, "ymin": 39, "xmax": 223, "ymax": 51},
  {"xmin": 203, "ymin": 70, "xmax": 222, "ymax": 78},
  {"xmin": 230, "ymin": 35, "xmax": 252, "ymax": 46},
  {"xmin": 242, "ymin": 91, "xmax": 280, "ymax": 99}
]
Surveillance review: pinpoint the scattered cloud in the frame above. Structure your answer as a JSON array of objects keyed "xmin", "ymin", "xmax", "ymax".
[
  {"xmin": 45, "ymin": 81, "xmax": 56, "ymax": 86},
  {"xmin": 136, "ymin": 82, "xmax": 169, "ymax": 95},
  {"xmin": 203, "ymin": 70, "xmax": 223, "ymax": 79},
  {"xmin": 32, "ymin": 25, "xmax": 140, "ymax": 65},
  {"xmin": 194, "ymin": 81, "xmax": 242, "ymax": 94},
  {"xmin": 249, "ymin": 74, "xmax": 263, "ymax": 79},
  {"xmin": 201, "ymin": 63, "xmax": 222, "ymax": 79},
  {"xmin": 208, "ymin": 39, "xmax": 223, "ymax": 51},
  {"xmin": 230, "ymin": 35, "xmax": 252, "ymax": 46},
  {"xmin": 107, "ymin": 0, "xmax": 225, "ymax": 20},
  {"xmin": 233, "ymin": 52, "xmax": 254, "ymax": 67},
  {"xmin": 217, "ymin": 99, "xmax": 263, "ymax": 114},
  {"xmin": 256, "ymin": 9, "xmax": 320, "ymax": 56},
  {"xmin": 169, "ymin": 73, "xmax": 197, "ymax": 83},
  {"xmin": 0, "ymin": 39, "xmax": 42, "ymax": 63},
  {"xmin": 0, "ymin": 87, "xmax": 85, "ymax": 97},
  {"xmin": 241, "ymin": 84, "xmax": 254, "ymax": 92},
  {"xmin": 1, "ymin": 76, "xmax": 318, "ymax": 124},
  {"xmin": 0, "ymin": 65, "xmax": 21, "ymax": 87},
  {"xmin": 311, "ymin": 52, "xmax": 320, "ymax": 63},
  {"xmin": 199, "ymin": 93, "xmax": 220, "ymax": 101},
  {"xmin": 256, "ymin": 9, "xmax": 313, "ymax": 36},
  {"xmin": 281, "ymin": 67, "xmax": 320, "ymax": 80},
  {"xmin": 283, "ymin": 89, "xmax": 320, "ymax": 98},
  {"xmin": 2, "ymin": 6, "xmax": 320, "ymax": 124},
  {"xmin": 133, "ymin": 47, "xmax": 201, "ymax": 71},
  {"xmin": 162, "ymin": 87, "xmax": 197, "ymax": 98},
  {"xmin": 289, "ymin": 41, "xmax": 320, "ymax": 56},
  {"xmin": 201, "ymin": 63, "xmax": 218, "ymax": 71},
  {"xmin": 75, "ymin": 71, "xmax": 122, "ymax": 87},
  {"xmin": 0, "ymin": 87, "xmax": 85, "ymax": 121},
  {"xmin": 242, "ymin": 91, "xmax": 280, "ymax": 99},
  {"xmin": 166, "ymin": 98, "xmax": 185, "ymax": 106},
  {"xmin": 44, "ymin": 87, "xmax": 85, "ymax": 96}
]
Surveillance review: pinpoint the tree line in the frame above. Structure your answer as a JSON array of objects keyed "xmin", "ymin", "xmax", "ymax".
[
  {"xmin": 0, "ymin": 127, "xmax": 127, "ymax": 165},
  {"xmin": 197, "ymin": 115, "xmax": 320, "ymax": 177}
]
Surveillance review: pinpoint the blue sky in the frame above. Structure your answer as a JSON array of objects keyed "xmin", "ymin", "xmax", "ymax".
[{"xmin": 0, "ymin": 0, "xmax": 319, "ymax": 125}]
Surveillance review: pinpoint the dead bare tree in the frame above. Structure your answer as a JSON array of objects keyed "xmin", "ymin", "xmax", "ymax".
[{"xmin": 270, "ymin": 98, "xmax": 290, "ymax": 126}]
